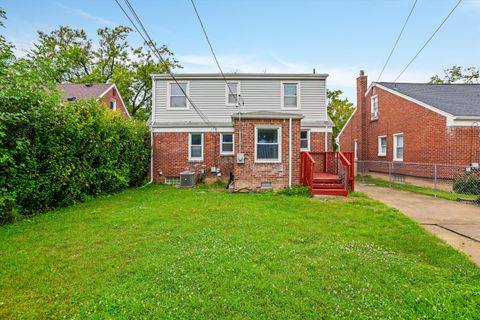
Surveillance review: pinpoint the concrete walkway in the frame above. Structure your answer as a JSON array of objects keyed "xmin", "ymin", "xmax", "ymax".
[{"xmin": 357, "ymin": 183, "xmax": 480, "ymax": 265}]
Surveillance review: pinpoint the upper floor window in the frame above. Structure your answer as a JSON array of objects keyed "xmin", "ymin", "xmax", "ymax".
[
  {"xmin": 300, "ymin": 130, "xmax": 310, "ymax": 151},
  {"xmin": 110, "ymin": 100, "xmax": 117, "ymax": 111},
  {"xmin": 378, "ymin": 135, "xmax": 387, "ymax": 156},
  {"xmin": 220, "ymin": 133, "xmax": 234, "ymax": 155},
  {"xmin": 393, "ymin": 133, "xmax": 404, "ymax": 161},
  {"xmin": 189, "ymin": 133, "xmax": 203, "ymax": 161},
  {"xmin": 282, "ymin": 83, "xmax": 299, "ymax": 109},
  {"xmin": 169, "ymin": 82, "xmax": 188, "ymax": 108},
  {"xmin": 226, "ymin": 82, "xmax": 239, "ymax": 106},
  {"xmin": 371, "ymin": 95, "xmax": 378, "ymax": 120},
  {"xmin": 255, "ymin": 126, "xmax": 281, "ymax": 162}
]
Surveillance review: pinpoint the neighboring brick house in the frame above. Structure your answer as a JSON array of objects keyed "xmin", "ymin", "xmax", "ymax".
[
  {"xmin": 56, "ymin": 83, "xmax": 130, "ymax": 119},
  {"xmin": 150, "ymin": 73, "xmax": 336, "ymax": 191},
  {"xmin": 338, "ymin": 71, "xmax": 480, "ymax": 176}
]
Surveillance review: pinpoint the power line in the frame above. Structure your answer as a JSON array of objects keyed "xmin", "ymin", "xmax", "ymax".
[
  {"xmin": 189, "ymin": 0, "xmax": 237, "ymax": 98},
  {"xmin": 114, "ymin": 0, "xmax": 217, "ymax": 129},
  {"xmin": 377, "ymin": 0, "xmax": 418, "ymax": 82},
  {"xmin": 394, "ymin": 0, "xmax": 463, "ymax": 82}
]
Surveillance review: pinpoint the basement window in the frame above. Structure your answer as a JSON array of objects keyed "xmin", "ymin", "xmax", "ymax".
[
  {"xmin": 165, "ymin": 176, "xmax": 180, "ymax": 185},
  {"xmin": 261, "ymin": 182, "xmax": 272, "ymax": 189}
]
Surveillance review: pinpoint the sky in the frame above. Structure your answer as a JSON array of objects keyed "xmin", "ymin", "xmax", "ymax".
[{"xmin": 2, "ymin": 0, "xmax": 480, "ymax": 103}]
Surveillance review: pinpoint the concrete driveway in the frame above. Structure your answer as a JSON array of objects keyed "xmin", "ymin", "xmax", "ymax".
[{"xmin": 357, "ymin": 183, "xmax": 480, "ymax": 265}]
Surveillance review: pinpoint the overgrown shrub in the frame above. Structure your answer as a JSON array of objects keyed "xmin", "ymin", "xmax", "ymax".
[
  {"xmin": 453, "ymin": 174, "xmax": 480, "ymax": 195},
  {"xmin": 0, "ymin": 88, "xmax": 150, "ymax": 221},
  {"xmin": 276, "ymin": 185, "xmax": 311, "ymax": 197}
]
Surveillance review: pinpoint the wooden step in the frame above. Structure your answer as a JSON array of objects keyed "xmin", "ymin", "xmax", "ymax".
[
  {"xmin": 312, "ymin": 183, "xmax": 345, "ymax": 189},
  {"xmin": 313, "ymin": 178, "xmax": 341, "ymax": 184},
  {"xmin": 311, "ymin": 188, "xmax": 348, "ymax": 196}
]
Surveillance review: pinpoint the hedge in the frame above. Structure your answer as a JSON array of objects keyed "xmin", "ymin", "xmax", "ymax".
[{"xmin": 0, "ymin": 86, "xmax": 150, "ymax": 221}]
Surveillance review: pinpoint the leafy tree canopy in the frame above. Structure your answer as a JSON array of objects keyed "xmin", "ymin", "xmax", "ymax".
[
  {"xmin": 327, "ymin": 89, "xmax": 354, "ymax": 150},
  {"xmin": 429, "ymin": 65, "xmax": 479, "ymax": 84},
  {"xmin": 27, "ymin": 25, "xmax": 180, "ymax": 119}
]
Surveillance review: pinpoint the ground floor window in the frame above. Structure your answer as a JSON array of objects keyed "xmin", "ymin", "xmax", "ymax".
[
  {"xmin": 220, "ymin": 133, "xmax": 234, "ymax": 155},
  {"xmin": 300, "ymin": 130, "xmax": 310, "ymax": 151},
  {"xmin": 189, "ymin": 133, "xmax": 203, "ymax": 161},
  {"xmin": 255, "ymin": 126, "xmax": 281, "ymax": 162},
  {"xmin": 393, "ymin": 133, "xmax": 404, "ymax": 161},
  {"xmin": 378, "ymin": 135, "xmax": 387, "ymax": 156}
]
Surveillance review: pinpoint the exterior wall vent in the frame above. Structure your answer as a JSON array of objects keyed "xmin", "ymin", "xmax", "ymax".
[{"xmin": 180, "ymin": 171, "xmax": 196, "ymax": 188}]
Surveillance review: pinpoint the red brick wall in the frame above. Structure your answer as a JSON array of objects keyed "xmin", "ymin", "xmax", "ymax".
[
  {"xmin": 232, "ymin": 118, "xmax": 301, "ymax": 190},
  {"xmin": 101, "ymin": 87, "xmax": 130, "ymax": 119},
  {"xmin": 152, "ymin": 132, "xmax": 234, "ymax": 183},
  {"xmin": 339, "ymin": 72, "xmax": 480, "ymax": 166},
  {"xmin": 152, "ymin": 122, "xmax": 333, "ymax": 189}
]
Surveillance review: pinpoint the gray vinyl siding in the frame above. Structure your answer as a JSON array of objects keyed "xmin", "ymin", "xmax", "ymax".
[{"xmin": 153, "ymin": 79, "xmax": 327, "ymax": 125}]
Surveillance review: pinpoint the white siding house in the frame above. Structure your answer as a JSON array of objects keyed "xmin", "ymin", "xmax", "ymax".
[{"xmin": 151, "ymin": 73, "xmax": 333, "ymax": 131}]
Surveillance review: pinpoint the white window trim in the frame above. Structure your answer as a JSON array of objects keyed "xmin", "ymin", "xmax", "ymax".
[
  {"xmin": 393, "ymin": 133, "xmax": 404, "ymax": 162},
  {"xmin": 188, "ymin": 133, "xmax": 203, "ymax": 161},
  {"xmin": 371, "ymin": 95, "xmax": 378, "ymax": 120},
  {"xmin": 167, "ymin": 81, "xmax": 190, "ymax": 109},
  {"xmin": 281, "ymin": 82, "xmax": 301, "ymax": 109},
  {"xmin": 255, "ymin": 125, "xmax": 282, "ymax": 163},
  {"xmin": 300, "ymin": 129, "xmax": 310, "ymax": 151},
  {"xmin": 225, "ymin": 82, "xmax": 240, "ymax": 106},
  {"xmin": 378, "ymin": 135, "xmax": 387, "ymax": 157},
  {"xmin": 110, "ymin": 100, "xmax": 117, "ymax": 111},
  {"xmin": 220, "ymin": 133, "xmax": 234, "ymax": 156}
]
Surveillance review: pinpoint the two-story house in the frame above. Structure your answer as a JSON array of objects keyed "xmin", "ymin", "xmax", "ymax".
[
  {"xmin": 150, "ymin": 73, "xmax": 346, "ymax": 192},
  {"xmin": 338, "ymin": 70, "xmax": 480, "ymax": 179}
]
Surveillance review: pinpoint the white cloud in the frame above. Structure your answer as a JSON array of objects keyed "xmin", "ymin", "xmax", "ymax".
[{"xmin": 55, "ymin": 2, "xmax": 114, "ymax": 26}]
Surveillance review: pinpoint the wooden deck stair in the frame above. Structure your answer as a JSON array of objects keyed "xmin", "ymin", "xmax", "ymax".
[
  {"xmin": 300, "ymin": 151, "xmax": 355, "ymax": 197},
  {"xmin": 311, "ymin": 173, "xmax": 348, "ymax": 196}
]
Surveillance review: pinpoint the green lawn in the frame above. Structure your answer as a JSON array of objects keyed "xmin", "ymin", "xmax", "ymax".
[
  {"xmin": 357, "ymin": 175, "xmax": 479, "ymax": 202},
  {"xmin": 0, "ymin": 185, "xmax": 479, "ymax": 319}
]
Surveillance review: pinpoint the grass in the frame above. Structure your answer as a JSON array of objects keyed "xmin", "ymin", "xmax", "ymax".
[
  {"xmin": 0, "ymin": 185, "xmax": 479, "ymax": 319},
  {"xmin": 357, "ymin": 175, "xmax": 479, "ymax": 202}
]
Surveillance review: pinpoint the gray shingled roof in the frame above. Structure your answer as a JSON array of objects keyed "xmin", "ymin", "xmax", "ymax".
[
  {"xmin": 378, "ymin": 82, "xmax": 480, "ymax": 117},
  {"xmin": 56, "ymin": 83, "xmax": 112, "ymax": 101}
]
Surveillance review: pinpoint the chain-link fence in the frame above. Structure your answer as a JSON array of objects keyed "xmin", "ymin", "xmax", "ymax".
[{"xmin": 356, "ymin": 160, "xmax": 480, "ymax": 203}]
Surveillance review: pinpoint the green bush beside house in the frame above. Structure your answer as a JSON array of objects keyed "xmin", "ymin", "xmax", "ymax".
[{"xmin": 0, "ymin": 90, "xmax": 150, "ymax": 221}]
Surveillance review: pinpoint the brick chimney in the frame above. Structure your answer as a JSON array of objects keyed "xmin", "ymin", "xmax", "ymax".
[{"xmin": 357, "ymin": 70, "xmax": 368, "ymax": 161}]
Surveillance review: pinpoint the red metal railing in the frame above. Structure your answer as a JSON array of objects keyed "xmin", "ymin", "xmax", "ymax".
[{"xmin": 300, "ymin": 151, "xmax": 355, "ymax": 192}]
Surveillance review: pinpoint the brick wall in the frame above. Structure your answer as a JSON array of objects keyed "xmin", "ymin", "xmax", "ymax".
[
  {"xmin": 101, "ymin": 87, "xmax": 130, "ymax": 119},
  {"xmin": 232, "ymin": 118, "xmax": 302, "ymax": 191},
  {"xmin": 339, "ymin": 71, "xmax": 480, "ymax": 167},
  {"xmin": 152, "ymin": 132, "xmax": 234, "ymax": 183}
]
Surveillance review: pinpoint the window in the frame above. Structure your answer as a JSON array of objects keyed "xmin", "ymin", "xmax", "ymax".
[
  {"xmin": 226, "ymin": 82, "xmax": 239, "ymax": 105},
  {"xmin": 393, "ymin": 134, "xmax": 404, "ymax": 161},
  {"xmin": 371, "ymin": 95, "xmax": 378, "ymax": 120},
  {"xmin": 300, "ymin": 130, "xmax": 310, "ymax": 151},
  {"xmin": 282, "ymin": 83, "xmax": 299, "ymax": 108},
  {"xmin": 378, "ymin": 136, "xmax": 387, "ymax": 156},
  {"xmin": 189, "ymin": 133, "xmax": 203, "ymax": 161},
  {"xmin": 220, "ymin": 133, "xmax": 234, "ymax": 155},
  {"xmin": 169, "ymin": 82, "xmax": 188, "ymax": 108},
  {"xmin": 255, "ymin": 127, "xmax": 281, "ymax": 162},
  {"xmin": 110, "ymin": 100, "xmax": 116, "ymax": 111}
]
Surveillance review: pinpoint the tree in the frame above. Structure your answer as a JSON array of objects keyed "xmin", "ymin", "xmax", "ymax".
[
  {"xmin": 327, "ymin": 89, "xmax": 354, "ymax": 150},
  {"xmin": 27, "ymin": 26, "xmax": 180, "ymax": 119},
  {"xmin": 430, "ymin": 65, "xmax": 479, "ymax": 84}
]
